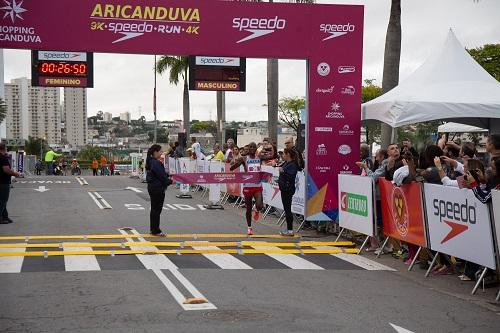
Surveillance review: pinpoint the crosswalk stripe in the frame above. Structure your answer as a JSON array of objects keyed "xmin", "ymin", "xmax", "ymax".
[
  {"xmin": 118, "ymin": 230, "xmax": 178, "ymax": 270},
  {"xmin": 252, "ymin": 246, "xmax": 324, "ymax": 270},
  {"xmin": 0, "ymin": 247, "xmax": 25, "ymax": 273},
  {"xmin": 63, "ymin": 244, "xmax": 101, "ymax": 271},
  {"xmin": 192, "ymin": 246, "xmax": 252, "ymax": 269},
  {"xmin": 314, "ymin": 246, "xmax": 396, "ymax": 271}
]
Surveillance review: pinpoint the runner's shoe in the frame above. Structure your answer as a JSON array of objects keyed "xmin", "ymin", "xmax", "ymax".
[
  {"xmin": 247, "ymin": 227, "xmax": 253, "ymax": 236},
  {"xmin": 253, "ymin": 210, "xmax": 260, "ymax": 222},
  {"xmin": 280, "ymin": 230, "xmax": 294, "ymax": 237}
]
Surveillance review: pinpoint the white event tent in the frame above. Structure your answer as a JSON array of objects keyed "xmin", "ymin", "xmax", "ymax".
[{"xmin": 362, "ymin": 30, "xmax": 500, "ymax": 132}]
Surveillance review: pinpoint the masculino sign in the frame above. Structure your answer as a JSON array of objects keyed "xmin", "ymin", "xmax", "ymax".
[
  {"xmin": 379, "ymin": 179, "xmax": 427, "ymax": 247},
  {"xmin": 424, "ymin": 184, "xmax": 496, "ymax": 269},
  {"xmin": 0, "ymin": 0, "xmax": 363, "ymax": 221},
  {"xmin": 338, "ymin": 175, "xmax": 374, "ymax": 237}
]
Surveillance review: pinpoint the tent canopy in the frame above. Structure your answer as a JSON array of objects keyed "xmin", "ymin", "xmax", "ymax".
[
  {"xmin": 437, "ymin": 122, "xmax": 487, "ymax": 133},
  {"xmin": 362, "ymin": 30, "xmax": 500, "ymax": 131}
]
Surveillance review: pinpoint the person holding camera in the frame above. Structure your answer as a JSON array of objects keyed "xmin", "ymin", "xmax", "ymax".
[
  {"xmin": 278, "ymin": 148, "xmax": 301, "ymax": 236},
  {"xmin": 146, "ymin": 144, "xmax": 172, "ymax": 236}
]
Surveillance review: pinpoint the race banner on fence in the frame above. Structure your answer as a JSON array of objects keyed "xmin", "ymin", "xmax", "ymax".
[
  {"xmin": 338, "ymin": 174, "xmax": 374, "ymax": 237},
  {"xmin": 168, "ymin": 157, "xmax": 177, "ymax": 175},
  {"xmin": 262, "ymin": 166, "xmax": 283, "ymax": 210},
  {"xmin": 379, "ymin": 179, "xmax": 427, "ymax": 247},
  {"xmin": 225, "ymin": 163, "xmax": 242, "ymax": 197},
  {"xmin": 178, "ymin": 157, "xmax": 193, "ymax": 194},
  {"xmin": 492, "ymin": 190, "xmax": 500, "ymax": 258},
  {"xmin": 172, "ymin": 171, "xmax": 271, "ymax": 184},
  {"xmin": 424, "ymin": 184, "xmax": 496, "ymax": 269},
  {"xmin": 292, "ymin": 172, "xmax": 306, "ymax": 215}
]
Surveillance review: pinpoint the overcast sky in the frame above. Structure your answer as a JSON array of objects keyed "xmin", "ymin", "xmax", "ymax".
[{"xmin": 3, "ymin": 0, "xmax": 499, "ymax": 122}]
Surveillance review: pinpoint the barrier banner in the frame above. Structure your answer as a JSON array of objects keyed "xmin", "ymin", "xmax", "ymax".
[
  {"xmin": 178, "ymin": 157, "xmax": 192, "ymax": 194},
  {"xmin": 172, "ymin": 171, "xmax": 271, "ymax": 184},
  {"xmin": 424, "ymin": 184, "xmax": 496, "ymax": 269},
  {"xmin": 225, "ymin": 163, "xmax": 242, "ymax": 197},
  {"xmin": 492, "ymin": 190, "xmax": 500, "ymax": 258},
  {"xmin": 168, "ymin": 157, "xmax": 177, "ymax": 175},
  {"xmin": 262, "ymin": 166, "xmax": 283, "ymax": 210},
  {"xmin": 291, "ymin": 172, "xmax": 306, "ymax": 215},
  {"xmin": 338, "ymin": 174, "xmax": 374, "ymax": 237},
  {"xmin": 379, "ymin": 179, "xmax": 427, "ymax": 247},
  {"xmin": 17, "ymin": 152, "xmax": 24, "ymax": 173}
]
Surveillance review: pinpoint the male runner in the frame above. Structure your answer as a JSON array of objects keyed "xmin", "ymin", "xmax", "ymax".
[{"xmin": 230, "ymin": 142, "xmax": 263, "ymax": 235}]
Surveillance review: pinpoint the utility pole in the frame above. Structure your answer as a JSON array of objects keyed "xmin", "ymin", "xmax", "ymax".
[{"xmin": 153, "ymin": 55, "xmax": 157, "ymax": 144}]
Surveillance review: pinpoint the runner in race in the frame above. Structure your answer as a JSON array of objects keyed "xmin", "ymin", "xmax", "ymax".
[{"xmin": 230, "ymin": 142, "xmax": 264, "ymax": 235}]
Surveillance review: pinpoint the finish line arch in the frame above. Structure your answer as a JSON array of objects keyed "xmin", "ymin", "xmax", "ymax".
[{"xmin": 0, "ymin": 0, "xmax": 363, "ymax": 221}]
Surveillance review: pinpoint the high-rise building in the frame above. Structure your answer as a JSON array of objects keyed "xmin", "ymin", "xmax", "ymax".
[
  {"xmin": 64, "ymin": 87, "xmax": 87, "ymax": 147},
  {"xmin": 4, "ymin": 77, "xmax": 61, "ymax": 145},
  {"xmin": 103, "ymin": 112, "xmax": 112, "ymax": 122},
  {"xmin": 120, "ymin": 111, "xmax": 131, "ymax": 123}
]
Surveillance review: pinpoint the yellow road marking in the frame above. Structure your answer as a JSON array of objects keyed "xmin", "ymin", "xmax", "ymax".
[
  {"xmin": 0, "ymin": 241, "xmax": 354, "ymax": 249},
  {"xmin": 0, "ymin": 248, "xmax": 360, "ymax": 257},
  {"xmin": 0, "ymin": 234, "xmax": 302, "ymax": 241}
]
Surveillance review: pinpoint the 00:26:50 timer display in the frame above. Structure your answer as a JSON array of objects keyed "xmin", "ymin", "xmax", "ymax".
[{"xmin": 38, "ymin": 62, "xmax": 88, "ymax": 76}]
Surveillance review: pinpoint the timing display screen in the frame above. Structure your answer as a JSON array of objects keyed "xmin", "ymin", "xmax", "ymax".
[
  {"xmin": 189, "ymin": 56, "xmax": 246, "ymax": 91},
  {"xmin": 32, "ymin": 51, "xmax": 94, "ymax": 88},
  {"xmin": 37, "ymin": 62, "xmax": 88, "ymax": 76}
]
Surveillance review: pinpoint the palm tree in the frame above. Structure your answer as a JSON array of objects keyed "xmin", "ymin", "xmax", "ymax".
[
  {"xmin": 0, "ymin": 97, "xmax": 6, "ymax": 123},
  {"xmin": 380, "ymin": 0, "xmax": 401, "ymax": 148},
  {"xmin": 155, "ymin": 56, "xmax": 190, "ymax": 144}
]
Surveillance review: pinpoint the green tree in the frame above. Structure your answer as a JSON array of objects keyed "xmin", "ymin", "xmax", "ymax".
[
  {"xmin": 0, "ymin": 98, "xmax": 6, "ymax": 123},
  {"xmin": 155, "ymin": 56, "xmax": 190, "ymax": 141},
  {"xmin": 278, "ymin": 96, "xmax": 305, "ymax": 145},
  {"xmin": 468, "ymin": 44, "xmax": 500, "ymax": 81},
  {"xmin": 362, "ymin": 80, "xmax": 384, "ymax": 145},
  {"xmin": 77, "ymin": 145, "xmax": 105, "ymax": 160},
  {"xmin": 24, "ymin": 136, "xmax": 47, "ymax": 157}
]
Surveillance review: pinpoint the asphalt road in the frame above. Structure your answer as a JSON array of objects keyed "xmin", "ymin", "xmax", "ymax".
[{"xmin": 1, "ymin": 175, "xmax": 499, "ymax": 333}]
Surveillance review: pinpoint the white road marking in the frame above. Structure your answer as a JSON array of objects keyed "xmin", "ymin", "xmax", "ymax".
[
  {"xmin": 390, "ymin": 323, "xmax": 415, "ymax": 333},
  {"xmin": 126, "ymin": 186, "xmax": 143, "ymax": 193},
  {"xmin": 252, "ymin": 245, "xmax": 324, "ymax": 270},
  {"xmin": 33, "ymin": 186, "xmax": 50, "ymax": 192},
  {"xmin": 88, "ymin": 192, "xmax": 104, "ymax": 209},
  {"xmin": 63, "ymin": 244, "xmax": 101, "ymax": 271},
  {"xmin": 125, "ymin": 204, "xmax": 145, "ymax": 210},
  {"xmin": 314, "ymin": 246, "xmax": 396, "ymax": 271},
  {"xmin": 92, "ymin": 192, "xmax": 112, "ymax": 209},
  {"xmin": 119, "ymin": 229, "xmax": 216, "ymax": 311},
  {"xmin": 75, "ymin": 177, "xmax": 84, "ymax": 185},
  {"xmin": 0, "ymin": 247, "xmax": 26, "ymax": 273},
  {"xmin": 191, "ymin": 246, "xmax": 252, "ymax": 269}
]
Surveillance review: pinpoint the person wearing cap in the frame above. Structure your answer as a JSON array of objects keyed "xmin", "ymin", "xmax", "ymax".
[{"xmin": 0, "ymin": 143, "xmax": 21, "ymax": 224}]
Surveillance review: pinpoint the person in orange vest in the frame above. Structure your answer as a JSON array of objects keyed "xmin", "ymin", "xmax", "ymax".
[
  {"xmin": 110, "ymin": 160, "xmax": 116, "ymax": 176},
  {"xmin": 91, "ymin": 158, "xmax": 99, "ymax": 176},
  {"xmin": 100, "ymin": 155, "xmax": 107, "ymax": 176}
]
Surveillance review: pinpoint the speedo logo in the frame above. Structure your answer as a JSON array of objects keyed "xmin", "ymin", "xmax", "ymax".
[
  {"xmin": 433, "ymin": 199, "xmax": 476, "ymax": 224},
  {"xmin": 320, "ymin": 23, "xmax": 355, "ymax": 41},
  {"xmin": 232, "ymin": 16, "xmax": 286, "ymax": 43}
]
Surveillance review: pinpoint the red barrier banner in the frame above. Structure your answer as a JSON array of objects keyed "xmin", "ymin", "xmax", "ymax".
[
  {"xmin": 379, "ymin": 179, "xmax": 427, "ymax": 247},
  {"xmin": 172, "ymin": 171, "xmax": 270, "ymax": 184},
  {"xmin": 225, "ymin": 163, "xmax": 242, "ymax": 197}
]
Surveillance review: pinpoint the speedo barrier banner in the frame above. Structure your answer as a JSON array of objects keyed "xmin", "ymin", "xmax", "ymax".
[
  {"xmin": 338, "ymin": 174, "xmax": 374, "ymax": 237},
  {"xmin": 0, "ymin": 0, "xmax": 363, "ymax": 222},
  {"xmin": 492, "ymin": 190, "xmax": 500, "ymax": 258},
  {"xmin": 424, "ymin": 184, "xmax": 496, "ymax": 269},
  {"xmin": 379, "ymin": 179, "xmax": 427, "ymax": 248}
]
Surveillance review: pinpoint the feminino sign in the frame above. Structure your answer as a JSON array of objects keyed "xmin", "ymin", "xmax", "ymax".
[{"xmin": 423, "ymin": 183, "xmax": 496, "ymax": 269}]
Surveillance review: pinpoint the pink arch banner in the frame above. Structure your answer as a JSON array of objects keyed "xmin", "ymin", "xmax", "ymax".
[{"xmin": 0, "ymin": 0, "xmax": 363, "ymax": 221}]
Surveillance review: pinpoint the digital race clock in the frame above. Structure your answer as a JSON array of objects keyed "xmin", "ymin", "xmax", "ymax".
[{"xmin": 31, "ymin": 51, "xmax": 94, "ymax": 88}]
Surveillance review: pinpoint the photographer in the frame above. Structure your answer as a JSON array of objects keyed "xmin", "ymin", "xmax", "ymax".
[{"xmin": 278, "ymin": 148, "xmax": 301, "ymax": 236}]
